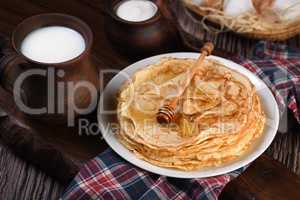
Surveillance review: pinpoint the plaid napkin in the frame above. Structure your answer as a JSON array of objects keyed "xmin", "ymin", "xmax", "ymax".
[
  {"xmin": 62, "ymin": 149, "xmax": 243, "ymax": 200},
  {"xmin": 235, "ymin": 42, "xmax": 300, "ymax": 122},
  {"xmin": 62, "ymin": 42, "xmax": 300, "ymax": 200}
]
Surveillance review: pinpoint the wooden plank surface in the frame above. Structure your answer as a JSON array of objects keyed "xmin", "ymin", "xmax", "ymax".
[
  {"xmin": 0, "ymin": 1, "xmax": 300, "ymax": 200},
  {"xmin": 0, "ymin": 141, "xmax": 63, "ymax": 200},
  {"xmin": 267, "ymin": 128, "xmax": 300, "ymax": 175},
  {"xmin": 220, "ymin": 154, "xmax": 300, "ymax": 200}
]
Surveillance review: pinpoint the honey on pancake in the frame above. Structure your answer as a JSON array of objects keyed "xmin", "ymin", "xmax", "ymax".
[{"xmin": 117, "ymin": 58, "xmax": 265, "ymax": 171}]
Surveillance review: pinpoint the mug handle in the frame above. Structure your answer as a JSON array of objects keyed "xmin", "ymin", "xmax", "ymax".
[{"xmin": 0, "ymin": 47, "xmax": 29, "ymax": 102}]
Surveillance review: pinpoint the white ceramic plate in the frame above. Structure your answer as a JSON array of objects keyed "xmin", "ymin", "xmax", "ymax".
[{"xmin": 98, "ymin": 53, "xmax": 279, "ymax": 178}]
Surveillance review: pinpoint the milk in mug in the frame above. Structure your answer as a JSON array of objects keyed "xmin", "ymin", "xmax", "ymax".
[{"xmin": 20, "ymin": 26, "xmax": 86, "ymax": 64}]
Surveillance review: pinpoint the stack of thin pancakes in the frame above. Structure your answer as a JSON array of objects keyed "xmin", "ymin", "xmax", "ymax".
[{"xmin": 117, "ymin": 58, "xmax": 265, "ymax": 171}]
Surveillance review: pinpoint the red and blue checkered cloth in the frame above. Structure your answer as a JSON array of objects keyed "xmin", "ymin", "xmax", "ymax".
[
  {"xmin": 62, "ymin": 149, "xmax": 244, "ymax": 200},
  {"xmin": 62, "ymin": 42, "xmax": 300, "ymax": 200},
  {"xmin": 236, "ymin": 42, "xmax": 300, "ymax": 122}
]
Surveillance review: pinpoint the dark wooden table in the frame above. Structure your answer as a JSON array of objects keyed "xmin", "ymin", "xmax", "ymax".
[{"xmin": 0, "ymin": 1, "xmax": 300, "ymax": 199}]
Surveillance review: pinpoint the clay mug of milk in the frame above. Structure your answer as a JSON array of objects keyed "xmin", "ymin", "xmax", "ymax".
[
  {"xmin": 105, "ymin": 0, "xmax": 178, "ymax": 57},
  {"xmin": 0, "ymin": 13, "xmax": 99, "ymax": 124}
]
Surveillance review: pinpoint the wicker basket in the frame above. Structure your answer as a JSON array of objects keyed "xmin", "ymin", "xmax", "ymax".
[{"xmin": 183, "ymin": 0, "xmax": 300, "ymax": 41}]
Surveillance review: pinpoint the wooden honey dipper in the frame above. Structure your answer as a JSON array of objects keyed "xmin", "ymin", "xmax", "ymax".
[{"xmin": 156, "ymin": 42, "xmax": 214, "ymax": 124}]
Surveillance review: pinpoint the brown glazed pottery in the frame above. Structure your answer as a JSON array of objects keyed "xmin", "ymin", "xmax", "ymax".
[
  {"xmin": 0, "ymin": 13, "xmax": 99, "ymax": 124},
  {"xmin": 105, "ymin": 0, "xmax": 178, "ymax": 58}
]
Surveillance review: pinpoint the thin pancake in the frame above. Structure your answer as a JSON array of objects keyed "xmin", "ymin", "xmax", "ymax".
[{"xmin": 117, "ymin": 58, "xmax": 265, "ymax": 171}]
